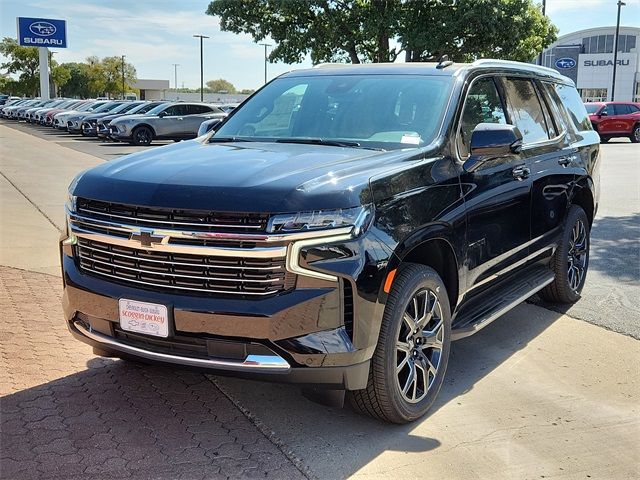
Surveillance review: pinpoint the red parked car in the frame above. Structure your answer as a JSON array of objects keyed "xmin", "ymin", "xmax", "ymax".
[{"xmin": 585, "ymin": 101, "xmax": 640, "ymax": 143}]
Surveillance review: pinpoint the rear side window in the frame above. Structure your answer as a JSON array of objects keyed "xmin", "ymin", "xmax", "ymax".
[
  {"xmin": 554, "ymin": 84, "xmax": 592, "ymax": 132},
  {"xmin": 613, "ymin": 104, "xmax": 630, "ymax": 115},
  {"xmin": 500, "ymin": 77, "xmax": 550, "ymax": 144},
  {"xmin": 457, "ymin": 77, "xmax": 507, "ymax": 158},
  {"xmin": 628, "ymin": 104, "xmax": 640, "ymax": 113},
  {"xmin": 541, "ymin": 82, "xmax": 570, "ymax": 134}
]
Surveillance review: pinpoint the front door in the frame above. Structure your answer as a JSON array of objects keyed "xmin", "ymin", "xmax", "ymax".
[{"xmin": 457, "ymin": 75, "xmax": 532, "ymax": 293}]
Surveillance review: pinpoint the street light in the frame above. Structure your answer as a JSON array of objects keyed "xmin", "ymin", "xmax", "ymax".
[
  {"xmin": 193, "ymin": 34, "xmax": 210, "ymax": 101},
  {"xmin": 121, "ymin": 55, "xmax": 126, "ymax": 100},
  {"xmin": 537, "ymin": 0, "xmax": 546, "ymax": 66},
  {"xmin": 259, "ymin": 43, "xmax": 272, "ymax": 84},
  {"xmin": 172, "ymin": 63, "xmax": 180, "ymax": 92},
  {"xmin": 611, "ymin": 0, "xmax": 625, "ymax": 101}
]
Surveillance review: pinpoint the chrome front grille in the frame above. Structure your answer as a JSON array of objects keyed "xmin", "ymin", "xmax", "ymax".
[
  {"xmin": 76, "ymin": 198, "xmax": 269, "ymax": 233},
  {"xmin": 76, "ymin": 237, "xmax": 295, "ymax": 296}
]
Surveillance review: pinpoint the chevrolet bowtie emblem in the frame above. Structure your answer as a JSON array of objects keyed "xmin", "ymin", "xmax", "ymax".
[{"xmin": 130, "ymin": 230, "xmax": 165, "ymax": 247}]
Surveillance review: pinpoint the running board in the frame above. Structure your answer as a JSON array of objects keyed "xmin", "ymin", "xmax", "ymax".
[{"xmin": 451, "ymin": 266, "xmax": 555, "ymax": 340}]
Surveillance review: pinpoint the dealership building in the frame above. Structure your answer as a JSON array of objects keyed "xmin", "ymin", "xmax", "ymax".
[{"xmin": 541, "ymin": 26, "xmax": 639, "ymax": 102}]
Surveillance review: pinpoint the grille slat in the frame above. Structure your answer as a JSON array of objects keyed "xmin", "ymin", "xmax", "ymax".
[
  {"xmin": 77, "ymin": 198, "xmax": 269, "ymax": 233},
  {"xmin": 76, "ymin": 238, "xmax": 293, "ymax": 297}
]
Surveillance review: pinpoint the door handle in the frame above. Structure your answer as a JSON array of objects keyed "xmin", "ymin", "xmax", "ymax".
[
  {"xmin": 558, "ymin": 155, "xmax": 576, "ymax": 167},
  {"xmin": 512, "ymin": 165, "xmax": 530, "ymax": 181}
]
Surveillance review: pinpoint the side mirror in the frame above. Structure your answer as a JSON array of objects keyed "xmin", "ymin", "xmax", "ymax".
[
  {"xmin": 598, "ymin": 110, "xmax": 608, "ymax": 117},
  {"xmin": 158, "ymin": 111, "xmax": 167, "ymax": 118},
  {"xmin": 197, "ymin": 118, "xmax": 222, "ymax": 137},
  {"xmin": 463, "ymin": 123, "xmax": 523, "ymax": 173}
]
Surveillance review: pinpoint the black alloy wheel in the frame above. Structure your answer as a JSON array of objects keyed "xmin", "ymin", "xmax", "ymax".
[
  {"xmin": 539, "ymin": 205, "xmax": 590, "ymax": 304},
  {"xmin": 349, "ymin": 264, "xmax": 451, "ymax": 424},
  {"xmin": 132, "ymin": 126, "xmax": 153, "ymax": 146}
]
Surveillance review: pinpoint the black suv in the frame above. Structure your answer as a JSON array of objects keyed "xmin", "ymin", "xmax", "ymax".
[{"xmin": 61, "ymin": 60, "xmax": 599, "ymax": 423}]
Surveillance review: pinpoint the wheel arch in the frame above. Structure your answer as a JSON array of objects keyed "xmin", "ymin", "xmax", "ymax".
[
  {"xmin": 132, "ymin": 123, "xmax": 156, "ymax": 138},
  {"xmin": 397, "ymin": 236, "xmax": 459, "ymax": 313},
  {"xmin": 571, "ymin": 180, "xmax": 595, "ymax": 227}
]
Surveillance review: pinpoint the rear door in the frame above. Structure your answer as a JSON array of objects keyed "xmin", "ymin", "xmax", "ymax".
[
  {"xmin": 511, "ymin": 79, "xmax": 576, "ymax": 258},
  {"xmin": 181, "ymin": 105, "xmax": 217, "ymax": 137}
]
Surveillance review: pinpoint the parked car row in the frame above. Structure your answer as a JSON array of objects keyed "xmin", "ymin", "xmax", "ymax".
[{"xmin": 1, "ymin": 98, "xmax": 229, "ymax": 146}]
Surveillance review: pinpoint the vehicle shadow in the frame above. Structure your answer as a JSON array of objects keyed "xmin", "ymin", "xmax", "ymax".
[{"xmin": 211, "ymin": 303, "xmax": 562, "ymax": 479}]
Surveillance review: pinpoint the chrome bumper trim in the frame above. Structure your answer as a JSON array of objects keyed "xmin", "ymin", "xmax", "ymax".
[{"xmin": 73, "ymin": 320, "xmax": 291, "ymax": 371}]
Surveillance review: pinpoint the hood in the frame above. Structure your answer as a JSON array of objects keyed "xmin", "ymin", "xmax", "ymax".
[
  {"xmin": 82, "ymin": 112, "xmax": 112, "ymax": 122},
  {"xmin": 73, "ymin": 140, "xmax": 417, "ymax": 213}
]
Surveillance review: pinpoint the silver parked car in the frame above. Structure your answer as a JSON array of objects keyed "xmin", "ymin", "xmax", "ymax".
[{"xmin": 109, "ymin": 102, "xmax": 226, "ymax": 145}]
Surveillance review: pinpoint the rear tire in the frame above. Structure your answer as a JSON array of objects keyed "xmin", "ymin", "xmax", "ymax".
[
  {"xmin": 348, "ymin": 264, "xmax": 451, "ymax": 424},
  {"xmin": 539, "ymin": 205, "xmax": 590, "ymax": 304},
  {"xmin": 630, "ymin": 124, "xmax": 640, "ymax": 143},
  {"xmin": 132, "ymin": 125, "xmax": 153, "ymax": 146}
]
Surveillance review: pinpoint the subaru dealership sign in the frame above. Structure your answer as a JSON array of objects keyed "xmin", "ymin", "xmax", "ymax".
[
  {"xmin": 17, "ymin": 17, "xmax": 67, "ymax": 48},
  {"xmin": 555, "ymin": 58, "xmax": 577, "ymax": 69}
]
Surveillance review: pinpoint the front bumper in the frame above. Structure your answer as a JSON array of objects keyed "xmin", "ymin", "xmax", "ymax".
[
  {"xmin": 82, "ymin": 123, "xmax": 98, "ymax": 136},
  {"xmin": 60, "ymin": 224, "xmax": 390, "ymax": 389}
]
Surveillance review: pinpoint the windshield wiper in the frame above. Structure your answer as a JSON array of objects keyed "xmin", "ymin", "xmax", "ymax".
[
  {"xmin": 208, "ymin": 137, "xmax": 255, "ymax": 143},
  {"xmin": 274, "ymin": 138, "xmax": 362, "ymax": 148}
]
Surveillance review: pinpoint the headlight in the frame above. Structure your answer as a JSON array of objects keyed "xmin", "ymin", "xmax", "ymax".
[
  {"xmin": 267, "ymin": 206, "xmax": 371, "ymax": 234},
  {"xmin": 65, "ymin": 192, "xmax": 77, "ymax": 212}
]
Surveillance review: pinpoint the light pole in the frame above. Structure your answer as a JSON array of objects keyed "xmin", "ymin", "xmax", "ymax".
[
  {"xmin": 537, "ymin": 0, "xmax": 547, "ymax": 66},
  {"xmin": 121, "ymin": 55, "xmax": 126, "ymax": 100},
  {"xmin": 611, "ymin": 0, "xmax": 625, "ymax": 101},
  {"xmin": 259, "ymin": 43, "xmax": 272, "ymax": 84},
  {"xmin": 172, "ymin": 63, "xmax": 180, "ymax": 92},
  {"xmin": 193, "ymin": 34, "xmax": 209, "ymax": 101}
]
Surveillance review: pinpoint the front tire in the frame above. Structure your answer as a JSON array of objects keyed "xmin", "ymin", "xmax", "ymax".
[
  {"xmin": 539, "ymin": 205, "xmax": 590, "ymax": 304},
  {"xmin": 348, "ymin": 264, "xmax": 451, "ymax": 424},
  {"xmin": 132, "ymin": 126, "xmax": 153, "ymax": 146}
]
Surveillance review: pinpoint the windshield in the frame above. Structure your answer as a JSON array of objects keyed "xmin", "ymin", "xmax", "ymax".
[
  {"xmin": 131, "ymin": 102, "xmax": 165, "ymax": 114},
  {"xmin": 145, "ymin": 103, "xmax": 172, "ymax": 115},
  {"xmin": 203, "ymin": 74, "xmax": 452, "ymax": 150},
  {"xmin": 584, "ymin": 103, "xmax": 602, "ymax": 114},
  {"xmin": 109, "ymin": 102, "xmax": 137, "ymax": 114},
  {"xmin": 93, "ymin": 102, "xmax": 123, "ymax": 113}
]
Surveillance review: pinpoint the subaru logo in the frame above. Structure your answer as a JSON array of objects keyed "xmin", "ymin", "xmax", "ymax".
[
  {"xmin": 555, "ymin": 58, "xmax": 576, "ymax": 69},
  {"xmin": 29, "ymin": 21, "xmax": 56, "ymax": 36}
]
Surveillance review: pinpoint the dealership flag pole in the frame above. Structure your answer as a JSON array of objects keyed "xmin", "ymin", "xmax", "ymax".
[
  {"xmin": 611, "ymin": 0, "xmax": 625, "ymax": 101},
  {"xmin": 38, "ymin": 47, "xmax": 50, "ymax": 100}
]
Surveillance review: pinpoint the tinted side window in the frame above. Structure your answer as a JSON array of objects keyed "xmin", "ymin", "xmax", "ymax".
[
  {"xmin": 501, "ymin": 77, "xmax": 550, "ymax": 144},
  {"xmin": 162, "ymin": 105, "xmax": 182, "ymax": 116},
  {"xmin": 613, "ymin": 104, "xmax": 630, "ymax": 115},
  {"xmin": 628, "ymin": 104, "xmax": 640, "ymax": 113},
  {"xmin": 602, "ymin": 104, "xmax": 615, "ymax": 116},
  {"xmin": 457, "ymin": 77, "xmax": 507, "ymax": 158},
  {"xmin": 541, "ymin": 82, "xmax": 570, "ymax": 134},
  {"xmin": 554, "ymin": 84, "xmax": 593, "ymax": 132}
]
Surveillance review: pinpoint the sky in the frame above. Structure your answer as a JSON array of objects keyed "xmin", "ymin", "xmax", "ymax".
[{"xmin": 1, "ymin": 0, "xmax": 639, "ymax": 90}]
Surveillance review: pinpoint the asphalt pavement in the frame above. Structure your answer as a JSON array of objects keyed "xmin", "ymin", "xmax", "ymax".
[{"xmin": 1, "ymin": 120, "xmax": 639, "ymax": 479}]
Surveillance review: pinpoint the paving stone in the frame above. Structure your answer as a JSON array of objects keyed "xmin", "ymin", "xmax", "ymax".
[{"xmin": 0, "ymin": 266, "xmax": 305, "ymax": 480}]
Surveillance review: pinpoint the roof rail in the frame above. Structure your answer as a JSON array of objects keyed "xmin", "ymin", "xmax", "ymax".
[
  {"xmin": 312, "ymin": 62, "xmax": 354, "ymax": 69},
  {"xmin": 469, "ymin": 58, "xmax": 571, "ymax": 82}
]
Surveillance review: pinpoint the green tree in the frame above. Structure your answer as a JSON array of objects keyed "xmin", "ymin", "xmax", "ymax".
[
  {"xmin": 100, "ymin": 56, "xmax": 137, "ymax": 98},
  {"xmin": 206, "ymin": 78, "xmax": 237, "ymax": 93},
  {"xmin": 206, "ymin": 0, "xmax": 556, "ymax": 64},
  {"xmin": 401, "ymin": 0, "xmax": 557, "ymax": 62},
  {"xmin": 0, "ymin": 37, "xmax": 40, "ymax": 96}
]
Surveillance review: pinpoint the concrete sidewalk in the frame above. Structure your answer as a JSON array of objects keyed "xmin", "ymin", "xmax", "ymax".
[{"xmin": 0, "ymin": 123, "xmax": 102, "ymax": 275}]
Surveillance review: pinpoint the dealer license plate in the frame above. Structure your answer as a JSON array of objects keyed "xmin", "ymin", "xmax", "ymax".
[{"xmin": 119, "ymin": 299, "xmax": 169, "ymax": 338}]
